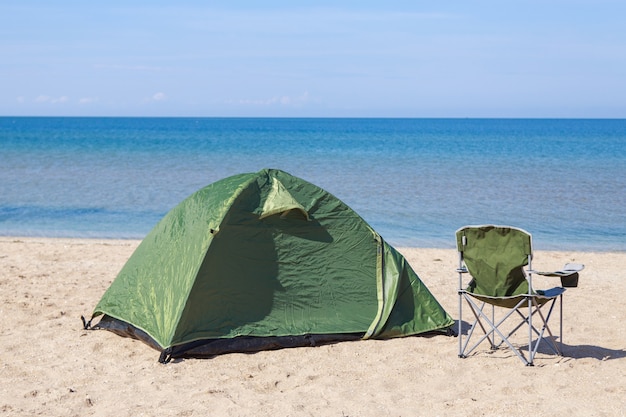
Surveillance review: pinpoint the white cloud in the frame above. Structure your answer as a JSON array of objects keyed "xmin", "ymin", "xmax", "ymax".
[
  {"xmin": 34, "ymin": 95, "xmax": 69, "ymax": 104},
  {"xmin": 94, "ymin": 64, "xmax": 165, "ymax": 72},
  {"xmin": 228, "ymin": 91, "xmax": 310, "ymax": 107},
  {"xmin": 79, "ymin": 97, "xmax": 99, "ymax": 104},
  {"xmin": 152, "ymin": 92, "xmax": 166, "ymax": 101}
]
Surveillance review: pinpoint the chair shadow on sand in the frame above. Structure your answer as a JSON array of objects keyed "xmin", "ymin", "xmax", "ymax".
[{"xmin": 455, "ymin": 319, "xmax": 626, "ymax": 361}]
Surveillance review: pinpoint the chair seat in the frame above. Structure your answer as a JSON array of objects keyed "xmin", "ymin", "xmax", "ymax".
[{"xmin": 464, "ymin": 286, "xmax": 565, "ymax": 308}]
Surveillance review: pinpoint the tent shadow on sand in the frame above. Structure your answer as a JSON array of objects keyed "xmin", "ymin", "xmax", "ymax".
[{"xmin": 455, "ymin": 319, "xmax": 626, "ymax": 361}]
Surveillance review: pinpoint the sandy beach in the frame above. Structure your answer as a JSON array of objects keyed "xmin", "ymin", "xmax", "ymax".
[{"xmin": 1, "ymin": 237, "xmax": 624, "ymax": 416}]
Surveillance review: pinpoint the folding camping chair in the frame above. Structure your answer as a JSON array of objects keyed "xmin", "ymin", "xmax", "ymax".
[{"xmin": 456, "ymin": 225, "xmax": 583, "ymax": 366}]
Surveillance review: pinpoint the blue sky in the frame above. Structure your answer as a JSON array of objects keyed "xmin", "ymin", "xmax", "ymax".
[{"xmin": 2, "ymin": 1, "xmax": 625, "ymax": 118}]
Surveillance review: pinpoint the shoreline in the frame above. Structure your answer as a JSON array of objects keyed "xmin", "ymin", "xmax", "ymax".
[
  {"xmin": 1, "ymin": 237, "xmax": 625, "ymax": 416},
  {"xmin": 2, "ymin": 235, "xmax": 624, "ymax": 253}
]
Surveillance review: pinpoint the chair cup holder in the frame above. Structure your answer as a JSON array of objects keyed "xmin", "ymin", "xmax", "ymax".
[{"xmin": 561, "ymin": 272, "xmax": 579, "ymax": 288}]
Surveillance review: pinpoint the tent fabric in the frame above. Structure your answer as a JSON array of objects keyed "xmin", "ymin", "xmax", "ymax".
[{"xmin": 90, "ymin": 168, "xmax": 453, "ymax": 358}]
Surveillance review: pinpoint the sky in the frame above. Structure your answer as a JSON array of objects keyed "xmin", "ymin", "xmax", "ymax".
[{"xmin": 1, "ymin": 1, "xmax": 626, "ymax": 118}]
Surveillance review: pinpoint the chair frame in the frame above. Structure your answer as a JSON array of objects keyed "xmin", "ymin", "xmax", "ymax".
[{"xmin": 456, "ymin": 225, "xmax": 565, "ymax": 366}]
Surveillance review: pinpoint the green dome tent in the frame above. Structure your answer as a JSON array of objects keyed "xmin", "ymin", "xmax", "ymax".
[{"xmin": 85, "ymin": 168, "xmax": 453, "ymax": 362}]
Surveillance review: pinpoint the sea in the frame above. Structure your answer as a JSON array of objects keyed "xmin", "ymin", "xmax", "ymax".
[{"xmin": 1, "ymin": 117, "xmax": 625, "ymax": 251}]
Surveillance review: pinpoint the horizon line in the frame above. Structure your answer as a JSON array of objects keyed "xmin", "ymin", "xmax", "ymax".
[{"xmin": 2, "ymin": 115, "xmax": 625, "ymax": 120}]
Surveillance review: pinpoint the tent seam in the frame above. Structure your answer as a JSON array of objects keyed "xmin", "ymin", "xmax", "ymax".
[{"xmin": 364, "ymin": 231, "xmax": 385, "ymax": 339}]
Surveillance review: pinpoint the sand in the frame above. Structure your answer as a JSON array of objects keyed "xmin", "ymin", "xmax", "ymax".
[{"xmin": 1, "ymin": 237, "xmax": 624, "ymax": 416}]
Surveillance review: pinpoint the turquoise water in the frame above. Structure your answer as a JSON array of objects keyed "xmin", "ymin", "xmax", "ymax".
[{"xmin": 1, "ymin": 117, "xmax": 625, "ymax": 251}]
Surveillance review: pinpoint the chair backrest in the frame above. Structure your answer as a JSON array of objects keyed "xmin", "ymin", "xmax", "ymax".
[{"xmin": 456, "ymin": 225, "xmax": 532, "ymax": 298}]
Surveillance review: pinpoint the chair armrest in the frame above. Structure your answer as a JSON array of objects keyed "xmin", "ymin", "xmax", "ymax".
[
  {"xmin": 536, "ymin": 287, "xmax": 567, "ymax": 297},
  {"xmin": 528, "ymin": 263, "xmax": 584, "ymax": 277},
  {"xmin": 529, "ymin": 263, "xmax": 583, "ymax": 288}
]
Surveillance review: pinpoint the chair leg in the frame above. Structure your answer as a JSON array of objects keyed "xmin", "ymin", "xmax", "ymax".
[
  {"xmin": 461, "ymin": 295, "xmax": 530, "ymax": 365},
  {"xmin": 458, "ymin": 289, "xmax": 464, "ymax": 358},
  {"xmin": 458, "ymin": 294, "xmax": 564, "ymax": 365},
  {"xmin": 528, "ymin": 296, "xmax": 534, "ymax": 365},
  {"xmin": 560, "ymin": 293, "xmax": 563, "ymax": 355},
  {"xmin": 531, "ymin": 298, "xmax": 562, "ymax": 357},
  {"xmin": 490, "ymin": 304, "xmax": 496, "ymax": 349}
]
